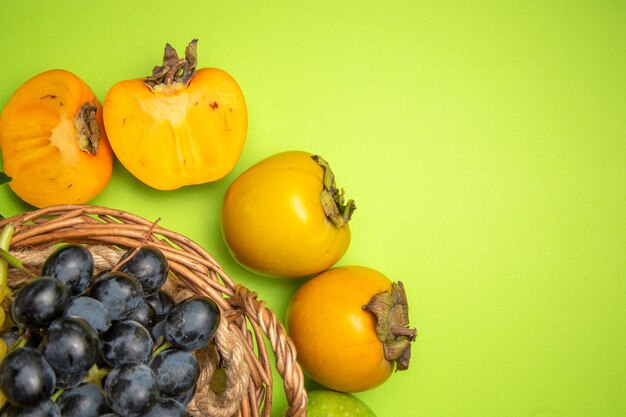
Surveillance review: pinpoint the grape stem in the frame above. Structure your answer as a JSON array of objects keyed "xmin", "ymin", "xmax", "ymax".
[
  {"xmin": 50, "ymin": 389, "xmax": 64, "ymax": 402},
  {"xmin": 0, "ymin": 247, "xmax": 39, "ymax": 279},
  {"xmin": 84, "ymin": 364, "xmax": 110, "ymax": 387},
  {"xmin": 0, "ymin": 224, "xmax": 16, "ymax": 300},
  {"xmin": 151, "ymin": 340, "xmax": 171, "ymax": 358},
  {"xmin": 8, "ymin": 330, "xmax": 29, "ymax": 352}
]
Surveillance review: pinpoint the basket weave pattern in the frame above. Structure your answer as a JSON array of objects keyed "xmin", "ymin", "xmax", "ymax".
[{"xmin": 0, "ymin": 204, "xmax": 307, "ymax": 417}]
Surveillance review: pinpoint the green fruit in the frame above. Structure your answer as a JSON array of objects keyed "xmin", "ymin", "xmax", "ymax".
[{"xmin": 306, "ymin": 390, "xmax": 377, "ymax": 417}]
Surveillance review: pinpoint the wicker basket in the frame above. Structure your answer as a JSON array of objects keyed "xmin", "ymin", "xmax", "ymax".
[{"xmin": 0, "ymin": 204, "xmax": 307, "ymax": 417}]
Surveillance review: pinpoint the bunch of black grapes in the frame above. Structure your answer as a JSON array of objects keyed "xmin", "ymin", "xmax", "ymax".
[{"xmin": 0, "ymin": 244, "xmax": 221, "ymax": 417}]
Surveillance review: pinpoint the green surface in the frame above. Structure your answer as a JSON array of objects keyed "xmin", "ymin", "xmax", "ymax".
[{"xmin": 1, "ymin": 1, "xmax": 625, "ymax": 416}]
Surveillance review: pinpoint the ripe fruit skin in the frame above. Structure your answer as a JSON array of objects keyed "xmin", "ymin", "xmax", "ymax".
[
  {"xmin": 63, "ymin": 296, "xmax": 112, "ymax": 334},
  {"xmin": 286, "ymin": 266, "xmax": 393, "ymax": 392},
  {"xmin": 41, "ymin": 244, "xmax": 94, "ymax": 297},
  {"xmin": 89, "ymin": 271, "xmax": 143, "ymax": 320},
  {"xmin": 41, "ymin": 316, "xmax": 99, "ymax": 375},
  {"xmin": 100, "ymin": 320, "xmax": 154, "ymax": 367},
  {"xmin": 11, "ymin": 277, "xmax": 70, "ymax": 330},
  {"xmin": 117, "ymin": 246, "xmax": 168, "ymax": 295},
  {"xmin": 0, "ymin": 347, "xmax": 57, "ymax": 407},
  {"xmin": 164, "ymin": 296, "xmax": 220, "ymax": 351},
  {"xmin": 104, "ymin": 363, "xmax": 159, "ymax": 417},
  {"xmin": 103, "ymin": 40, "xmax": 247, "ymax": 190},
  {"xmin": 0, "ymin": 69, "xmax": 113, "ymax": 208},
  {"xmin": 148, "ymin": 349, "xmax": 199, "ymax": 397},
  {"xmin": 56, "ymin": 382, "xmax": 109, "ymax": 417},
  {"xmin": 2, "ymin": 399, "xmax": 60, "ymax": 416},
  {"xmin": 221, "ymin": 151, "xmax": 354, "ymax": 278}
]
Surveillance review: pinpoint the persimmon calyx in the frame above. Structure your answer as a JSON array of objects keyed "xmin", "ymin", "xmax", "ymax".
[
  {"xmin": 312, "ymin": 155, "xmax": 356, "ymax": 228},
  {"xmin": 75, "ymin": 102, "xmax": 101, "ymax": 155},
  {"xmin": 363, "ymin": 281, "xmax": 417, "ymax": 371},
  {"xmin": 144, "ymin": 39, "xmax": 198, "ymax": 91}
]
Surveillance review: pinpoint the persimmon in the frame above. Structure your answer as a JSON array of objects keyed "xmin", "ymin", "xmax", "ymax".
[
  {"xmin": 103, "ymin": 40, "xmax": 247, "ymax": 190},
  {"xmin": 286, "ymin": 266, "xmax": 417, "ymax": 392},
  {"xmin": 0, "ymin": 69, "xmax": 113, "ymax": 208},
  {"xmin": 221, "ymin": 151, "xmax": 355, "ymax": 278}
]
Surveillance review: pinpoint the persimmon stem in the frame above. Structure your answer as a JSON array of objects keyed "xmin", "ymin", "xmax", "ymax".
[
  {"xmin": 390, "ymin": 324, "xmax": 417, "ymax": 340},
  {"xmin": 144, "ymin": 40, "xmax": 198, "ymax": 91},
  {"xmin": 311, "ymin": 155, "xmax": 356, "ymax": 227},
  {"xmin": 363, "ymin": 281, "xmax": 417, "ymax": 371}
]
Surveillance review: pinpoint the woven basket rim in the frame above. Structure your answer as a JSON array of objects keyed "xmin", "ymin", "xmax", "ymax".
[{"xmin": 0, "ymin": 204, "xmax": 307, "ymax": 417}]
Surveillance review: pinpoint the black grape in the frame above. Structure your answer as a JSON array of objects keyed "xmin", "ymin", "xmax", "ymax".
[
  {"xmin": 171, "ymin": 385, "xmax": 195, "ymax": 406},
  {"xmin": 100, "ymin": 320, "xmax": 154, "ymax": 367},
  {"xmin": 54, "ymin": 369, "xmax": 88, "ymax": 390},
  {"xmin": 122, "ymin": 299, "xmax": 156, "ymax": 330},
  {"xmin": 103, "ymin": 363, "xmax": 160, "ymax": 417},
  {"xmin": 164, "ymin": 296, "xmax": 220, "ymax": 351},
  {"xmin": 41, "ymin": 244, "xmax": 94, "ymax": 297},
  {"xmin": 141, "ymin": 398, "xmax": 189, "ymax": 417},
  {"xmin": 41, "ymin": 316, "xmax": 99, "ymax": 375},
  {"xmin": 11, "ymin": 277, "xmax": 69, "ymax": 329},
  {"xmin": 56, "ymin": 382, "xmax": 110, "ymax": 417},
  {"xmin": 150, "ymin": 320, "xmax": 166, "ymax": 342},
  {"xmin": 0, "ymin": 399, "xmax": 60, "ymax": 417},
  {"xmin": 92, "ymin": 269, "xmax": 112, "ymax": 282},
  {"xmin": 64, "ymin": 296, "xmax": 112, "ymax": 334},
  {"xmin": 89, "ymin": 271, "xmax": 143, "ymax": 320},
  {"xmin": 117, "ymin": 246, "xmax": 168, "ymax": 295},
  {"xmin": 148, "ymin": 349, "xmax": 199, "ymax": 397},
  {"xmin": 0, "ymin": 347, "xmax": 56, "ymax": 407},
  {"xmin": 144, "ymin": 290, "xmax": 175, "ymax": 321}
]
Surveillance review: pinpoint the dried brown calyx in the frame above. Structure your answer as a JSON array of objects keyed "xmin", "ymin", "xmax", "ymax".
[
  {"xmin": 144, "ymin": 39, "xmax": 198, "ymax": 91},
  {"xmin": 312, "ymin": 155, "xmax": 356, "ymax": 228},
  {"xmin": 363, "ymin": 281, "xmax": 417, "ymax": 371}
]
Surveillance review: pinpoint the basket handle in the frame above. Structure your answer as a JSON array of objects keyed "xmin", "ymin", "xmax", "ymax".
[{"xmin": 234, "ymin": 285, "xmax": 307, "ymax": 417}]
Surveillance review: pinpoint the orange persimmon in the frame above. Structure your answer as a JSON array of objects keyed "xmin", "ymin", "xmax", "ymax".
[
  {"xmin": 0, "ymin": 69, "xmax": 113, "ymax": 208},
  {"xmin": 103, "ymin": 40, "xmax": 248, "ymax": 190},
  {"xmin": 221, "ymin": 151, "xmax": 355, "ymax": 278},
  {"xmin": 286, "ymin": 266, "xmax": 417, "ymax": 392}
]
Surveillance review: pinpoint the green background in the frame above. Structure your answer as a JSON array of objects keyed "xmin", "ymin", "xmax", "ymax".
[{"xmin": 1, "ymin": 1, "xmax": 625, "ymax": 416}]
